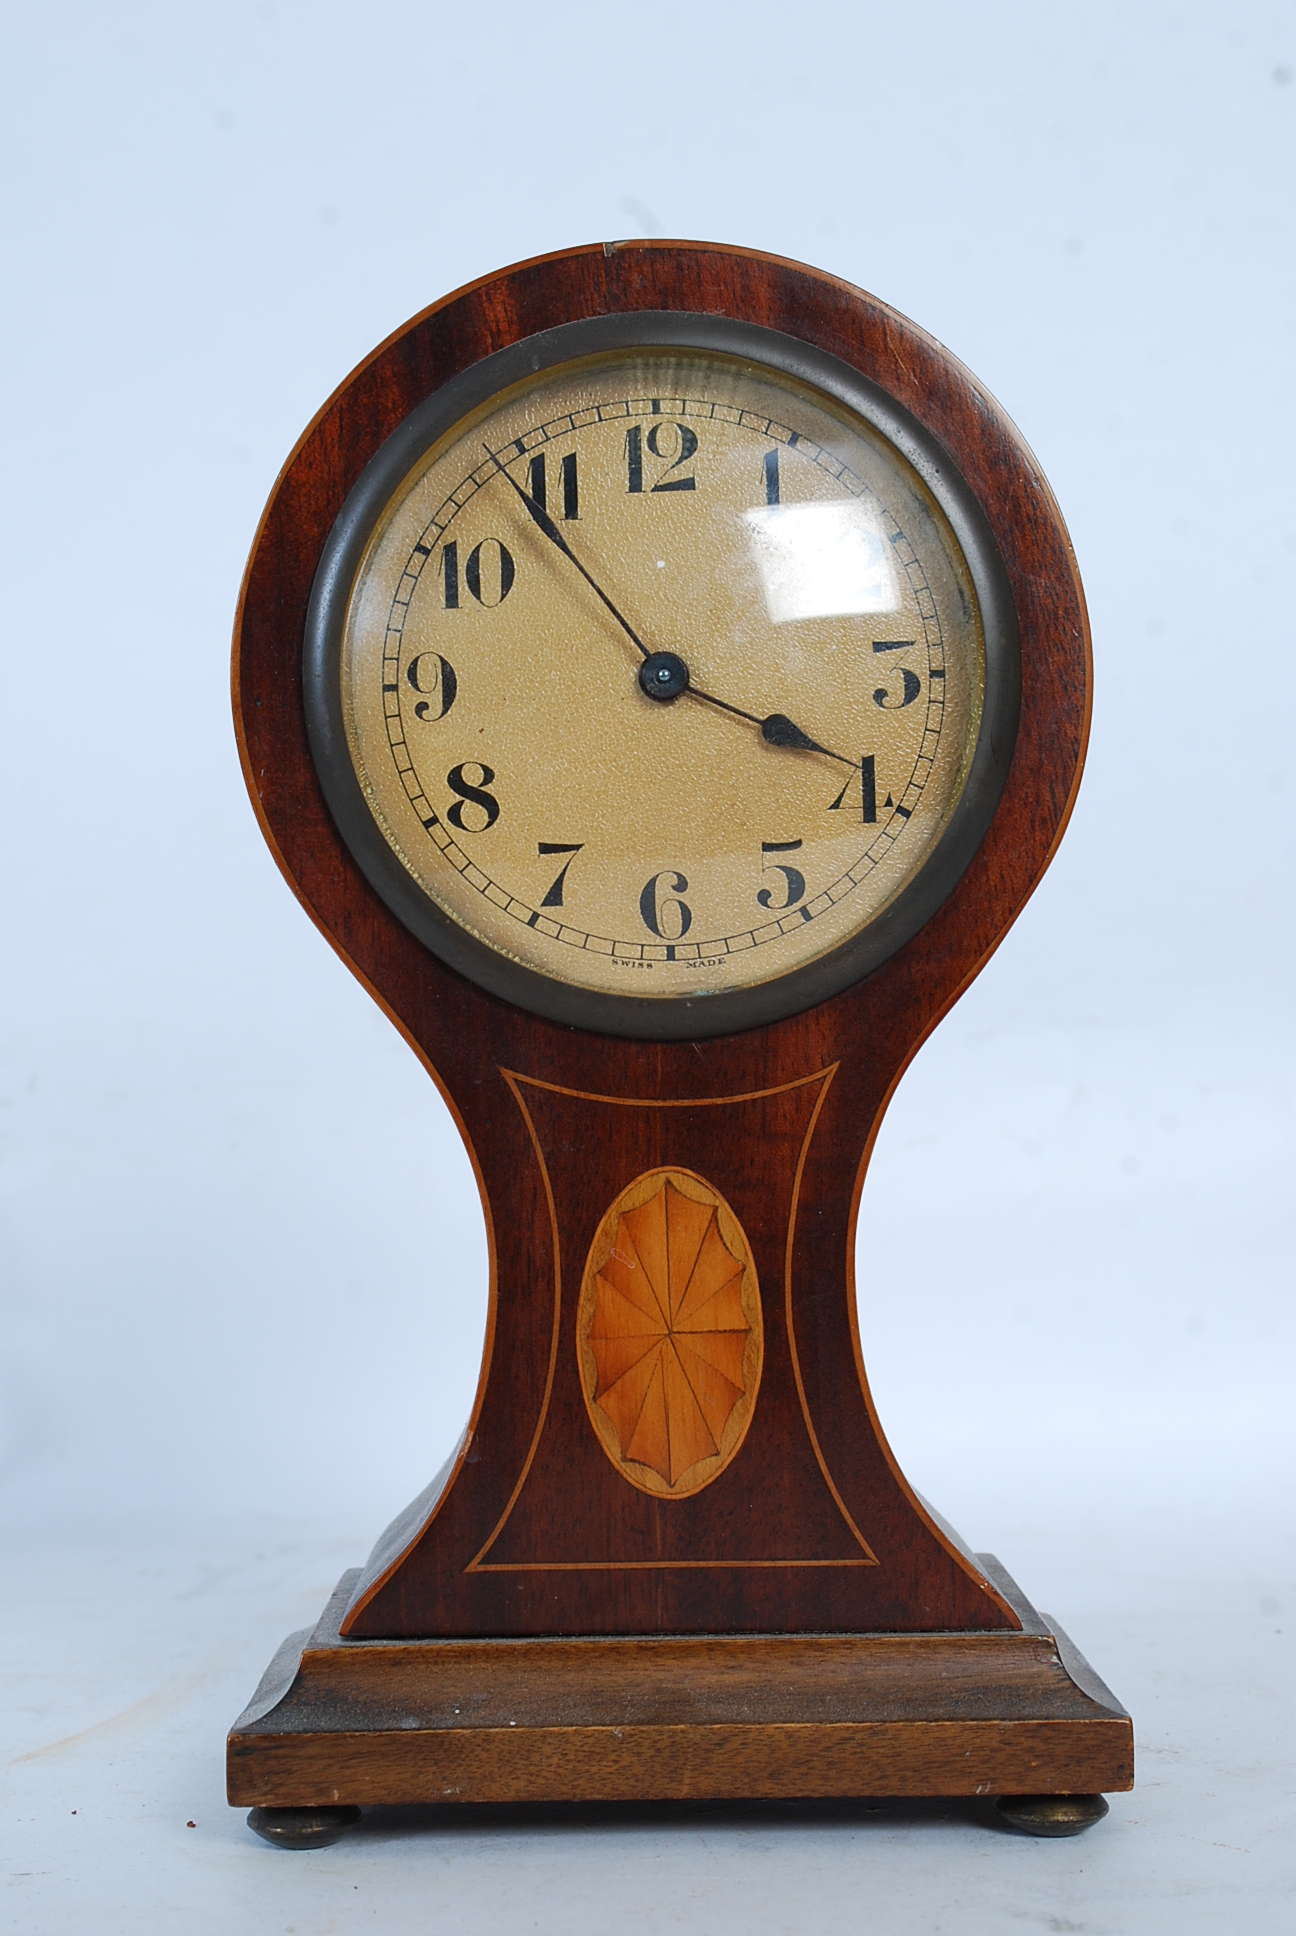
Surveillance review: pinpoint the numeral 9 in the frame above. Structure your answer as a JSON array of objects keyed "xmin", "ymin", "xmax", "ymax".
[{"xmin": 406, "ymin": 652, "xmax": 457, "ymax": 721}]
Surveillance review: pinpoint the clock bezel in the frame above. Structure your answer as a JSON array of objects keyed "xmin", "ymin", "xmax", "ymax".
[{"xmin": 303, "ymin": 311, "xmax": 1020, "ymax": 1040}]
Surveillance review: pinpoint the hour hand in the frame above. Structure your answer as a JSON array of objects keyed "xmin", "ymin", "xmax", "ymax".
[
  {"xmin": 761, "ymin": 713, "xmax": 837, "ymax": 757},
  {"xmin": 684, "ymin": 684, "xmax": 857, "ymax": 771}
]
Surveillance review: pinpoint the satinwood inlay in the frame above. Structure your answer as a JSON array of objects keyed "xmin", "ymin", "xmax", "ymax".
[{"xmin": 578, "ymin": 1169, "xmax": 762, "ymax": 1498}]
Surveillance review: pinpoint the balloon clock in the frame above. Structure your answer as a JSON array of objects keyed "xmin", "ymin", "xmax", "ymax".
[{"xmin": 227, "ymin": 243, "xmax": 1130, "ymax": 1848}]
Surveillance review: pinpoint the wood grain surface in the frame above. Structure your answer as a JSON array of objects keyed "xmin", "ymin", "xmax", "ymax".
[
  {"xmin": 227, "ymin": 1566, "xmax": 1132, "ymax": 1805},
  {"xmin": 232, "ymin": 241, "xmax": 1092, "ymax": 1642}
]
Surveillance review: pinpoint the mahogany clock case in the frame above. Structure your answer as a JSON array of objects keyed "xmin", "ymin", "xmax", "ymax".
[
  {"xmin": 302, "ymin": 309, "xmax": 1021, "ymax": 1039},
  {"xmin": 229, "ymin": 242, "xmax": 1123, "ymax": 1821}
]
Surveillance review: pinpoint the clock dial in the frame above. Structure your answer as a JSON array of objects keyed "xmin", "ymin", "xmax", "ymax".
[{"xmin": 311, "ymin": 325, "xmax": 1010, "ymax": 1031}]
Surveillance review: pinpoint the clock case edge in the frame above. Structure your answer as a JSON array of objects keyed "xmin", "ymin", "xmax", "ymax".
[{"xmin": 230, "ymin": 242, "xmax": 1094, "ymax": 1648}]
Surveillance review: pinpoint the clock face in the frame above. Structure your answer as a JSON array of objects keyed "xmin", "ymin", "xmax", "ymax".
[{"xmin": 306, "ymin": 316, "xmax": 1017, "ymax": 1036}]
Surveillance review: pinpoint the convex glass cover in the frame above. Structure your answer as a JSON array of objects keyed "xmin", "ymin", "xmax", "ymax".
[{"xmin": 305, "ymin": 317, "xmax": 1017, "ymax": 1036}]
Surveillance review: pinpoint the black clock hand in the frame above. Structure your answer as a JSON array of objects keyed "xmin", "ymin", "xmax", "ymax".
[
  {"xmin": 682, "ymin": 688, "xmax": 857, "ymax": 768},
  {"xmin": 482, "ymin": 445, "xmax": 858, "ymax": 772},
  {"xmin": 482, "ymin": 446, "xmax": 652, "ymax": 661}
]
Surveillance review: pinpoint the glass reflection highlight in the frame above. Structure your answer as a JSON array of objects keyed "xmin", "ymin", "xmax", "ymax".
[{"xmin": 742, "ymin": 501, "xmax": 899, "ymax": 622}]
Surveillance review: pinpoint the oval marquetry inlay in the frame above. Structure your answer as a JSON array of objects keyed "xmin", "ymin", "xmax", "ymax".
[{"xmin": 577, "ymin": 1169, "xmax": 763, "ymax": 1499}]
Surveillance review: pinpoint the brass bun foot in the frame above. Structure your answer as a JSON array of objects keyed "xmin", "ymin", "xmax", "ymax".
[
  {"xmin": 995, "ymin": 1793, "xmax": 1110, "ymax": 1838},
  {"xmin": 246, "ymin": 1805, "xmax": 362, "ymax": 1850}
]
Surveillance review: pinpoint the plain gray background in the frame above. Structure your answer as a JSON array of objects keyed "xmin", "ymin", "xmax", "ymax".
[{"xmin": 3, "ymin": 2, "xmax": 1293, "ymax": 1930}]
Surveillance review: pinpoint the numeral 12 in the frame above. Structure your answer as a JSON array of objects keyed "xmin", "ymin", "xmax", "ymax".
[{"xmin": 626, "ymin": 420, "xmax": 698, "ymax": 493}]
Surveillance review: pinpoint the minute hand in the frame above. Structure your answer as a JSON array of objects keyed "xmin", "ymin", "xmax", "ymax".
[
  {"xmin": 482, "ymin": 445, "xmax": 857, "ymax": 771},
  {"xmin": 482, "ymin": 445, "xmax": 652, "ymax": 660}
]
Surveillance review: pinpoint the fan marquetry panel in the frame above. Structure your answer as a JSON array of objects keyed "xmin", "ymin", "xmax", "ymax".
[{"xmin": 577, "ymin": 1169, "xmax": 763, "ymax": 1498}]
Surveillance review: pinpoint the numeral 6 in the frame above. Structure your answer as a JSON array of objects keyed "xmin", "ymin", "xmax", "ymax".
[{"xmin": 639, "ymin": 869, "xmax": 693, "ymax": 940}]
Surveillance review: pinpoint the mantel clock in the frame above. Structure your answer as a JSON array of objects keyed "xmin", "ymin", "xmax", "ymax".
[{"xmin": 227, "ymin": 241, "xmax": 1130, "ymax": 1847}]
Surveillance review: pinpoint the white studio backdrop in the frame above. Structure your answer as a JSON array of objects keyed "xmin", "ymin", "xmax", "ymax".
[{"xmin": 1, "ymin": 0, "xmax": 1292, "ymax": 1570}]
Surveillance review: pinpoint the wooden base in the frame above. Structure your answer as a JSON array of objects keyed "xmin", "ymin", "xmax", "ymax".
[{"xmin": 227, "ymin": 1558, "xmax": 1132, "ymax": 1810}]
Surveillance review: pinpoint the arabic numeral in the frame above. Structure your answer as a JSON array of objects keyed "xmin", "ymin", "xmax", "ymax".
[
  {"xmin": 640, "ymin": 869, "xmax": 692, "ymax": 940},
  {"xmin": 871, "ymin": 639, "xmax": 920, "ymax": 708},
  {"xmin": 828, "ymin": 756, "xmax": 877, "ymax": 823},
  {"xmin": 445, "ymin": 761, "xmax": 500, "ymax": 832},
  {"xmin": 758, "ymin": 840, "xmax": 805, "ymax": 911},
  {"xmin": 405, "ymin": 653, "xmax": 457, "ymax": 722},
  {"xmin": 626, "ymin": 417, "xmax": 698, "ymax": 493}
]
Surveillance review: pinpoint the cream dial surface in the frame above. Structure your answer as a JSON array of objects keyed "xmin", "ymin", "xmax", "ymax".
[{"xmin": 340, "ymin": 349, "xmax": 985, "ymax": 1003}]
